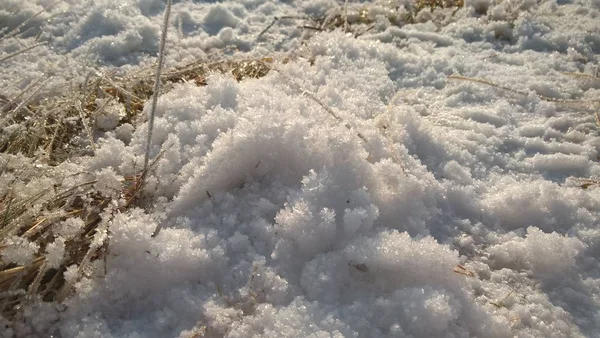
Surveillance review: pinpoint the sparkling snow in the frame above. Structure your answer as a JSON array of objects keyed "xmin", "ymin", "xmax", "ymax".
[{"xmin": 2, "ymin": 0, "xmax": 600, "ymax": 337}]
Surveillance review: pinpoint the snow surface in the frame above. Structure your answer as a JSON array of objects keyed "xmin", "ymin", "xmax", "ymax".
[{"xmin": 2, "ymin": 0, "xmax": 600, "ymax": 337}]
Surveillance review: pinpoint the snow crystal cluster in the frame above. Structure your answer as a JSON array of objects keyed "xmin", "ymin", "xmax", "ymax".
[{"xmin": 2, "ymin": 0, "xmax": 600, "ymax": 337}]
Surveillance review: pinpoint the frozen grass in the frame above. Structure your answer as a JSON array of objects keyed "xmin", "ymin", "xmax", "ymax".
[
  {"xmin": 0, "ymin": 1, "xmax": 283, "ymax": 325},
  {"xmin": 143, "ymin": 0, "xmax": 172, "ymax": 181},
  {"xmin": 0, "ymin": 53, "xmax": 283, "ymax": 327}
]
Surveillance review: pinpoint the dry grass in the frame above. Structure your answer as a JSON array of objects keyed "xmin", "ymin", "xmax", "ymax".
[
  {"xmin": 0, "ymin": 173, "xmax": 140, "ymax": 319},
  {"xmin": 257, "ymin": 0, "xmax": 465, "ymax": 38},
  {"xmin": 448, "ymin": 73, "xmax": 600, "ymax": 110},
  {"xmin": 449, "ymin": 71, "xmax": 600, "ymax": 192},
  {"xmin": 0, "ymin": 57, "xmax": 277, "ymax": 165},
  {"xmin": 0, "ymin": 1, "xmax": 60, "ymax": 63},
  {"xmin": 414, "ymin": 0, "xmax": 464, "ymax": 12},
  {"xmin": 0, "ymin": 55, "xmax": 278, "ymax": 323},
  {"xmin": 1, "ymin": 4, "xmax": 282, "ymax": 320}
]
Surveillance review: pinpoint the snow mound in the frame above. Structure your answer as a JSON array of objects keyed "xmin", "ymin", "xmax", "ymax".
[
  {"xmin": 3, "ymin": 0, "xmax": 600, "ymax": 337},
  {"xmin": 45, "ymin": 28, "xmax": 599, "ymax": 337}
]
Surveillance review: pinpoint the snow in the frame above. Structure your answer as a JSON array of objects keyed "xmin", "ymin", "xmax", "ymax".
[
  {"xmin": 1, "ymin": 237, "xmax": 39, "ymax": 265},
  {"xmin": 45, "ymin": 236, "xmax": 66, "ymax": 269},
  {"xmin": 2, "ymin": 0, "xmax": 600, "ymax": 337}
]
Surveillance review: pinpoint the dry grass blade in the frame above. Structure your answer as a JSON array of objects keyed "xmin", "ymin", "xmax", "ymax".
[
  {"xmin": 0, "ymin": 170, "xmax": 155, "ymax": 319},
  {"xmin": 257, "ymin": 18, "xmax": 279, "ymax": 38},
  {"xmin": 10, "ymin": 76, "xmax": 51, "ymax": 116},
  {"xmin": 26, "ymin": 261, "xmax": 48, "ymax": 298},
  {"xmin": 74, "ymin": 101, "xmax": 97, "ymax": 153},
  {"xmin": 257, "ymin": 16, "xmax": 308, "ymax": 38},
  {"xmin": 448, "ymin": 74, "xmax": 526, "ymax": 96},
  {"xmin": 1, "ymin": 82, "xmax": 95, "ymax": 162},
  {"xmin": 343, "ymin": 0, "xmax": 349, "ymax": 33},
  {"xmin": 99, "ymin": 72, "xmax": 144, "ymax": 103},
  {"xmin": 0, "ymin": 42, "xmax": 47, "ymax": 64},
  {"xmin": 453, "ymin": 264, "xmax": 476, "ymax": 277},
  {"xmin": 0, "ymin": 264, "xmax": 35, "ymax": 284},
  {"xmin": 257, "ymin": 1, "xmax": 449, "ymax": 39},
  {"xmin": 1, "ymin": 75, "xmax": 45, "ymax": 113},
  {"xmin": 1, "ymin": 190, "xmax": 14, "ymax": 229},
  {"xmin": 1, "ymin": 56, "xmax": 277, "ymax": 165},
  {"xmin": 143, "ymin": 0, "xmax": 172, "ymax": 180},
  {"xmin": 0, "ymin": 75, "xmax": 48, "ymax": 124},
  {"xmin": 163, "ymin": 57, "xmax": 274, "ymax": 85},
  {"xmin": 490, "ymin": 290, "xmax": 515, "ymax": 308},
  {"xmin": 414, "ymin": 0, "xmax": 464, "ymax": 12},
  {"xmin": 570, "ymin": 177, "xmax": 600, "ymax": 189},
  {"xmin": 0, "ymin": 188, "xmax": 50, "ymax": 238},
  {"xmin": 275, "ymin": 69, "xmax": 367, "ymax": 143},
  {"xmin": 0, "ymin": 0, "xmax": 62, "ymax": 42},
  {"xmin": 56, "ymin": 226, "xmax": 104, "ymax": 302},
  {"xmin": 1, "ymin": 265, "xmax": 40, "ymax": 317},
  {"xmin": 448, "ymin": 74, "xmax": 600, "ymax": 107},
  {"xmin": 561, "ymin": 71, "xmax": 600, "ymax": 80}
]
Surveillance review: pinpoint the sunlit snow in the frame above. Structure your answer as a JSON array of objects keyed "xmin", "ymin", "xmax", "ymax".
[{"xmin": 1, "ymin": 0, "xmax": 600, "ymax": 337}]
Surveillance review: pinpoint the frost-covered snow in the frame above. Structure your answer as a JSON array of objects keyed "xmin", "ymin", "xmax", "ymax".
[{"xmin": 2, "ymin": 0, "xmax": 600, "ymax": 337}]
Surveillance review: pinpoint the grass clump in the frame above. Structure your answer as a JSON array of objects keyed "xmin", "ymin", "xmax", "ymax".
[
  {"xmin": 0, "ymin": 160, "xmax": 150, "ymax": 321},
  {"xmin": 0, "ymin": 12, "xmax": 280, "ymax": 328}
]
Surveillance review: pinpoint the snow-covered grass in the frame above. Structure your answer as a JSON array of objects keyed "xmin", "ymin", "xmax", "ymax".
[{"xmin": 2, "ymin": 0, "xmax": 600, "ymax": 337}]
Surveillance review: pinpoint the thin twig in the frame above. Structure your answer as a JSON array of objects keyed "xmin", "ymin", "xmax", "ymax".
[
  {"xmin": 299, "ymin": 26, "xmax": 323, "ymax": 32},
  {"xmin": 355, "ymin": 24, "xmax": 375, "ymax": 38},
  {"xmin": 258, "ymin": 18, "xmax": 278, "ymax": 38}
]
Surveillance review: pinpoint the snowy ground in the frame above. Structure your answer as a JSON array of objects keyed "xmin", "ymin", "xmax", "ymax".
[{"xmin": 2, "ymin": 0, "xmax": 600, "ymax": 337}]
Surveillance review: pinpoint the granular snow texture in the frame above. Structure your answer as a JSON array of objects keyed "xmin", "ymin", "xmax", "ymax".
[{"xmin": 2, "ymin": 0, "xmax": 600, "ymax": 337}]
